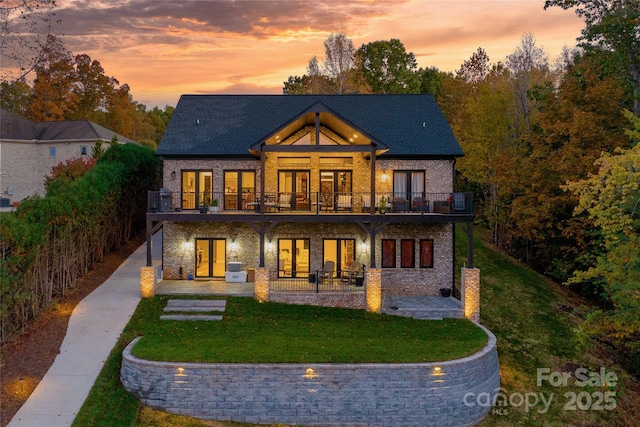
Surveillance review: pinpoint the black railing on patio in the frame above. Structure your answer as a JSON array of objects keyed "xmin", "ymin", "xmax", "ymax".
[
  {"xmin": 147, "ymin": 190, "xmax": 473, "ymax": 215},
  {"xmin": 268, "ymin": 270, "xmax": 365, "ymax": 293}
]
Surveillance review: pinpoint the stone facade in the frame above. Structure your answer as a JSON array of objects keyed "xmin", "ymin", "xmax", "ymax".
[
  {"xmin": 140, "ymin": 266, "xmax": 157, "ymax": 298},
  {"xmin": 462, "ymin": 268, "xmax": 481, "ymax": 323},
  {"xmin": 121, "ymin": 325, "xmax": 499, "ymax": 427},
  {"xmin": 163, "ymin": 221, "xmax": 453, "ymax": 296}
]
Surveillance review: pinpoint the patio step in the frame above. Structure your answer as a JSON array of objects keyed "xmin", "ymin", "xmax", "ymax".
[
  {"xmin": 163, "ymin": 306, "xmax": 226, "ymax": 312},
  {"xmin": 166, "ymin": 299, "xmax": 227, "ymax": 308},
  {"xmin": 160, "ymin": 314, "xmax": 223, "ymax": 321},
  {"xmin": 382, "ymin": 308, "xmax": 464, "ymax": 320},
  {"xmin": 382, "ymin": 296, "xmax": 464, "ymax": 320},
  {"xmin": 161, "ymin": 299, "xmax": 227, "ymax": 321}
]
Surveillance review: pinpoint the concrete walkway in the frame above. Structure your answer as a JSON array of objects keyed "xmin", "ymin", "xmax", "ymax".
[{"xmin": 7, "ymin": 232, "xmax": 162, "ymax": 427}]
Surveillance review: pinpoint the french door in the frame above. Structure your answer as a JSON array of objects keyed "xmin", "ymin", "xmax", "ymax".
[
  {"xmin": 323, "ymin": 239, "xmax": 355, "ymax": 273},
  {"xmin": 195, "ymin": 238, "xmax": 226, "ymax": 278},
  {"xmin": 224, "ymin": 171, "xmax": 256, "ymax": 210},
  {"xmin": 277, "ymin": 239, "xmax": 310, "ymax": 278},
  {"xmin": 320, "ymin": 171, "xmax": 352, "ymax": 210},
  {"xmin": 182, "ymin": 170, "xmax": 213, "ymax": 209},
  {"xmin": 278, "ymin": 171, "xmax": 310, "ymax": 210},
  {"xmin": 393, "ymin": 171, "xmax": 425, "ymax": 201}
]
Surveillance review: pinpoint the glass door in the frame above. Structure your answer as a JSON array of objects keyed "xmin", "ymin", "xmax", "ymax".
[
  {"xmin": 224, "ymin": 171, "xmax": 256, "ymax": 210},
  {"xmin": 320, "ymin": 171, "xmax": 352, "ymax": 211},
  {"xmin": 195, "ymin": 238, "xmax": 226, "ymax": 278},
  {"xmin": 278, "ymin": 239, "xmax": 310, "ymax": 278},
  {"xmin": 279, "ymin": 171, "xmax": 310, "ymax": 210},
  {"xmin": 182, "ymin": 170, "xmax": 213, "ymax": 209},
  {"xmin": 323, "ymin": 239, "xmax": 355, "ymax": 273}
]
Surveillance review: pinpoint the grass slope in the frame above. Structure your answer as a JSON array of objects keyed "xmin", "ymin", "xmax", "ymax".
[
  {"xmin": 457, "ymin": 229, "xmax": 639, "ymax": 427},
  {"xmin": 75, "ymin": 227, "xmax": 639, "ymax": 427}
]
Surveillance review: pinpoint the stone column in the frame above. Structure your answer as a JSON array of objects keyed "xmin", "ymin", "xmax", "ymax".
[
  {"xmin": 140, "ymin": 266, "xmax": 156, "ymax": 298},
  {"xmin": 254, "ymin": 267, "xmax": 270, "ymax": 302},
  {"xmin": 461, "ymin": 268, "xmax": 480, "ymax": 323},
  {"xmin": 365, "ymin": 268, "xmax": 382, "ymax": 313}
]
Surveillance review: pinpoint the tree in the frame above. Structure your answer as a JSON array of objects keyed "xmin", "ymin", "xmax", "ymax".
[
  {"xmin": 0, "ymin": 78, "xmax": 31, "ymax": 115},
  {"xmin": 282, "ymin": 32, "xmax": 365, "ymax": 94},
  {"xmin": 323, "ymin": 32, "xmax": 356, "ymax": 94},
  {"xmin": 511, "ymin": 51, "xmax": 629, "ymax": 277},
  {"xmin": 456, "ymin": 47, "xmax": 490, "ymax": 84},
  {"xmin": 416, "ymin": 66, "xmax": 445, "ymax": 96},
  {"xmin": 545, "ymin": 0, "xmax": 640, "ymax": 115},
  {"xmin": 71, "ymin": 54, "xmax": 115, "ymax": 120},
  {"xmin": 0, "ymin": 0, "xmax": 59, "ymax": 82},
  {"xmin": 356, "ymin": 39, "xmax": 420, "ymax": 94},
  {"xmin": 26, "ymin": 35, "xmax": 78, "ymax": 121},
  {"xmin": 505, "ymin": 33, "xmax": 550, "ymax": 148},
  {"xmin": 565, "ymin": 111, "xmax": 640, "ymax": 367}
]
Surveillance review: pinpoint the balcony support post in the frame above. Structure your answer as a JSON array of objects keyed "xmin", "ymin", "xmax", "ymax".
[{"xmin": 465, "ymin": 220, "xmax": 474, "ymax": 268}]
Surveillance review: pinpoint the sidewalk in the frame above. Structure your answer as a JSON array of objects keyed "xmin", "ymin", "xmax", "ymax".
[{"xmin": 7, "ymin": 232, "xmax": 162, "ymax": 427}]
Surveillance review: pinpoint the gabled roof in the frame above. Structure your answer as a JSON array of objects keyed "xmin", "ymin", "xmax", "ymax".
[
  {"xmin": 157, "ymin": 94, "xmax": 463, "ymax": 158},
  {"xmin": 0, "ymin": 108, "xmax": 134, "ymax": 143}
]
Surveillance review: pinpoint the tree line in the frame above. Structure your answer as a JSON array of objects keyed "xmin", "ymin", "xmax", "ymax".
[
  {"xmin": 0, "ymin": 34, "xmax": 172, "ymax": 149},
  {"xmin": 283, "ymin": 1, "xmax": 639, "ymax": 371}
]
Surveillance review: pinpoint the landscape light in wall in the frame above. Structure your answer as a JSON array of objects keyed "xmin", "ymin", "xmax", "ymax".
[{"xmin": 302, "ymin": 368, "xmax": 318, "ymax": 379}]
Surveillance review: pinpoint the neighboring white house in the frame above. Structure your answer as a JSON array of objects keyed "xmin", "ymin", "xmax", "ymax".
[{"xmin": 0, "ymin": 108, "xmax": 134, "ymax": 207}]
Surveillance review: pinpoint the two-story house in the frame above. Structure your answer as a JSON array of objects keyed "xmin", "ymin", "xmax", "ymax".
[
  {"xmin": 147, "ymin": 94, "xmax": 474, "ymax": 302},
  {"xmin": 0, "ymin": 108, "xmax": 133, "ymax": 207}
]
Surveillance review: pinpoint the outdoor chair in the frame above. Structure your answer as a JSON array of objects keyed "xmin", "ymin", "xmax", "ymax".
[
  {"xmin": 277, "ymin": 193, "xmax": 291, "ymax": 211},
  {"xmin": 361, "ymin": 194, "xmax": 372, "ymax": 212},
  {"xmin": 453, "ymin": 193, "xmax": 466, "ymax": 213},
  {"xmin": 319, "ymin": 260, "xmax": 335, "ymax": 284},
  {"xmin": 337, "ymin": 194, "xmax": 352, "ymax": 211},
  {"xmin": 392, "ymin": 197, "xmax": 410, "ymax": 212},
  {"xmin": 341, "ymin": 260, "xmax": 362, "ymax": 285},
  {"xmin": 412, "ymin": 196, "xmax": 429, "ymax": 212}
]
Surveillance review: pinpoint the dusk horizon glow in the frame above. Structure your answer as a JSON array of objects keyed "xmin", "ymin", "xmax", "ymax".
[{"xmin": 53, "ymin": 0, "xmax": 584, "ymax": 108}]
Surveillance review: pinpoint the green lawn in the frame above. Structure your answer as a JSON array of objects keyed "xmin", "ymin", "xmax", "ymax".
[{"xmin": 132, "ymin": 297, "xmax": 486, "ymax": 363}]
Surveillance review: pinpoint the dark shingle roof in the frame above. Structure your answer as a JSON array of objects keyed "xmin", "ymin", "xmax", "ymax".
[
  {"xmin": 0, "ymin": 108, "xmax": 134, "ymax": 143},
  {"xmin": 157, "ymin": 94, "xmax": 463, "ymax": 158}
]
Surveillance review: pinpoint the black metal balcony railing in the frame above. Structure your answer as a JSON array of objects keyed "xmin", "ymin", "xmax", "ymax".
[
  {"xmin": 148, "ymin": 190, "xmax": 473, "ymax": 215},
  {"xmin": 268, "ymin": 270, "xmax": 365, "ymax": 293}
]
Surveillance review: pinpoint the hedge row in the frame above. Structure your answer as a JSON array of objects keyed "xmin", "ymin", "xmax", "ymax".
[{"xmin": 0, "ymin": 143, "xmax": 161, "ymax": 344}]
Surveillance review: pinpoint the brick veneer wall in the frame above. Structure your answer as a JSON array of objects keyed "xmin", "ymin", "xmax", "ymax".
[
  {"xmin": 269, "ymin": 292, "xmax": 366, "ymax": 309},
  {"xmin": 161, "ymin": 158, "xmax": 456, "ymax": 294},
  {"xmin": 163, "ymin": 221, "xmax": 453, "ymax": 296},
  {"xmin": 161, "ymin": 158, "xmax": 453, "ymax": 202},
  {"xmin": 121, "ymin": 325, "xmax": 499, "ymax": 427},
  {"xmin": 0, "ymin": 140, "xmax": 102, "ymax": 202}
]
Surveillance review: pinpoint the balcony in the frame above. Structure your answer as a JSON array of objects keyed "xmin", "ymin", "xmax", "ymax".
[{"xmin": 148, "ymin": 190, "xmax": 473, "ymax": 217}]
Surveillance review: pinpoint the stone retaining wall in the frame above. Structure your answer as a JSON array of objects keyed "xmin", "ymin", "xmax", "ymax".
[{"xmin": 121, "ymin": 325, "xmax": 499, "ymax": 427}]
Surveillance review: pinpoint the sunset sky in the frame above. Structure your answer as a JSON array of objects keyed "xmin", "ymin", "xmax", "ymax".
[{"xmin": 53, "ymin": 0, "xmax": 585, "ymax": 108}]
